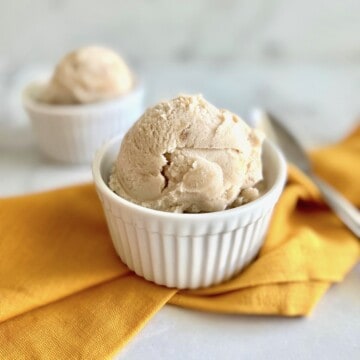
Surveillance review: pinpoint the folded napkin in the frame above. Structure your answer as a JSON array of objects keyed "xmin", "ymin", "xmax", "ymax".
[{"xmin": 1, "ymin": 126, "xmax": 359, "ymax": 359}]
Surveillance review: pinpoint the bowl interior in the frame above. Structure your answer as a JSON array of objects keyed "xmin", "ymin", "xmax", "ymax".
[{"xmin": 100, "ymin": 136, "xmax": 122, "ymax": 183}]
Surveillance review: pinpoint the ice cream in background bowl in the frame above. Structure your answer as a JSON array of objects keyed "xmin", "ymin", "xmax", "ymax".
[
  {"xmin": 93, "ymin": 94, "xmax": 287, "ymax": 289},
  {"xmin": 23, "ymin": 46, "xmax": 144, "ymax": 164},
  {"xmin": 39, "ymin": 46, "xmax": 134, "ymax": 105}
]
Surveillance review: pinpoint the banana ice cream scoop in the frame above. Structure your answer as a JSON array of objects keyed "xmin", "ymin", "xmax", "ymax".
[
  {"xmin": 109, "ymin": 94, "xmax": 264, "ymax": 213},
  {"xmin": 40, "ymin": 46, "xmax": 133, "ymax": 104}
]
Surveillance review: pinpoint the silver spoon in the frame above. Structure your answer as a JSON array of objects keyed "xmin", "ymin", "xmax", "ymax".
[{"xmin": 252, "ymin": 109, "xmax": 360, "ymax": 238}]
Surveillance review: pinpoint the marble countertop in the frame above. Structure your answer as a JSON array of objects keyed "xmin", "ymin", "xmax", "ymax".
[{"xmin": 0, "ymin": 63, "xmax": 359, "ymax": 359}]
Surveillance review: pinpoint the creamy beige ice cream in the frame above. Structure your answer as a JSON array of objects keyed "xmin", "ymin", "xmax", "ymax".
[
  {"xmin": 40, "ymin": 46, "xmax": 133, "ymax": 104},
  {"xmin": 109, "ymin": 94, "xmax": 264, "ymax": 213}
]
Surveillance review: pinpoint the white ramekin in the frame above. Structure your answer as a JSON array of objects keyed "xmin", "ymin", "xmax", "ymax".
[
  {"xmin": 92, "ymin": 135, "xmax": 287, "ymax": 289},
  {"xmin": 22, "ymin": 82, "xmax": 144, "ymax": 164}
]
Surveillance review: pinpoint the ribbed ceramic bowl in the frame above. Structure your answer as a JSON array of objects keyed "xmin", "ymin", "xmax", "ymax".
[
  {"xmin": 22, "ymin": 82, "xmax": 144, "ymax": 164},
  {"xmin": 93, "ymin": 135, "xmax": 287, "ymax": 289}
]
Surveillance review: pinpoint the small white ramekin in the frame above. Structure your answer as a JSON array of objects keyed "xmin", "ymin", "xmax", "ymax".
[
  {"xmin": 22, "ymin": 82, "xmax": 144, "ymax": 164},
  {"xmin": 93, "ymin": 135, "xmax": 287, "ymax": 289}
]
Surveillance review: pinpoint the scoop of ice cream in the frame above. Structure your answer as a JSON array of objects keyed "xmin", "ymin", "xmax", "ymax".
[
  {"xmin": 109, "ymin": 94, "xmax": 264, "ymax": 213},
  {"xmin": 40, "ymin": 46, "xmax": 133, "ymax": 104}
]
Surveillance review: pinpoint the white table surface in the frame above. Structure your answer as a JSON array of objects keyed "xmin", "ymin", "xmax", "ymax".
[{"xmin": 0, "ymin": 63, "xmax": 359, "ymax": 360}]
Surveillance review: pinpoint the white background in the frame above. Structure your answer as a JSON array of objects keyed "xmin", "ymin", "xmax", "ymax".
[
  {"xmin": 2, "ymin": 0, "xmax": 360, "ymax": 65},
  {"xmin": 0, "ymin": 1, "xmax": 359, "ymax": 359}
]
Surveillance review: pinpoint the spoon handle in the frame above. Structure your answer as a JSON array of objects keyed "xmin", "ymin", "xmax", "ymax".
[{"xmin": 311, "ymin": 175, "xmax": 360, "ymax": 238}]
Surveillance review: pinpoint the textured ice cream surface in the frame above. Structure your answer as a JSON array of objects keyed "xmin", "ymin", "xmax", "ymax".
[
  {"xmin": 39, "ymin": 46, "xmax": 133, "ymax": 104},
  {"xmin": 109, "ymin": 94, "xmax": 264, "ymax": 213}
]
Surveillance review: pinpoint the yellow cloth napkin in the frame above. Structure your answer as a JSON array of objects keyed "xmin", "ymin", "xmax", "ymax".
[{"xmin": 0, "ymin": 126, "xmax": 359, "ymax": 359}]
